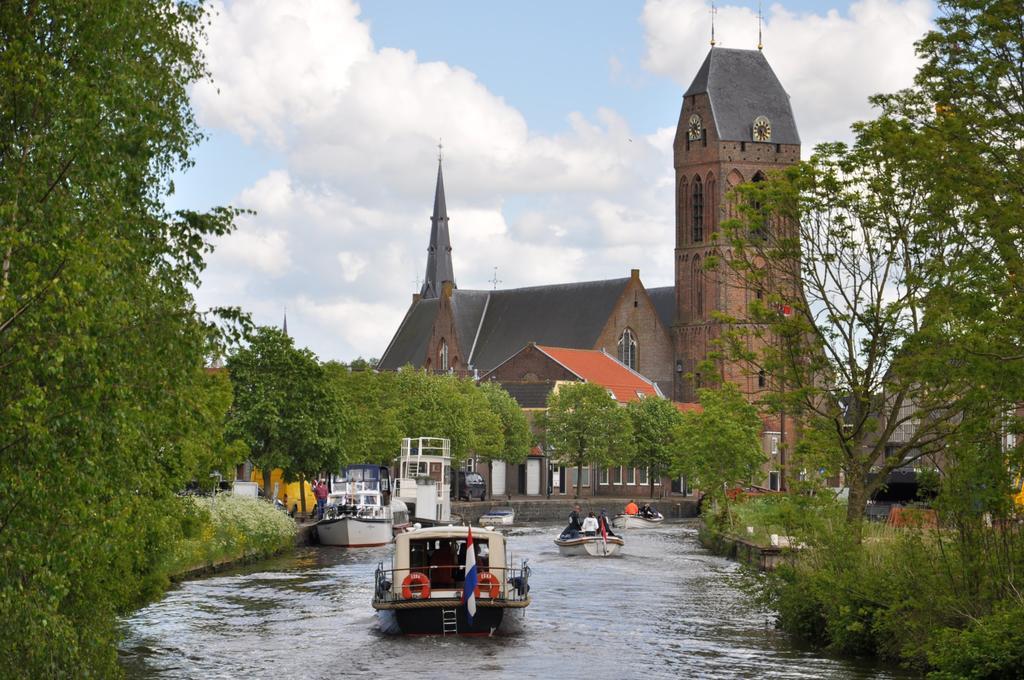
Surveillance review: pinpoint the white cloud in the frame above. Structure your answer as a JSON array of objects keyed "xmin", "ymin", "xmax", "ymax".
[
  {"xmin": 191, "ymin": 0, "xmax": 932, "ymax": 361},
  {"xmin": 641, "ymin": 0, "xmax": 933, "ymax": 149}
]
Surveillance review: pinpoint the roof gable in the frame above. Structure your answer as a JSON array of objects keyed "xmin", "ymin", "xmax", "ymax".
[{"xmin": 536, "ymin": 345, "xmax": 661, "ymax": 403}]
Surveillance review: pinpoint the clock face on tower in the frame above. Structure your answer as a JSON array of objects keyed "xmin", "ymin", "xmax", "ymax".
[
  {"xmin": 687, "ymin": 114, "xmax": 703, "ymax": 141},
  {"xmin": 753, "ymin": 115, "xmax": 772, "ymax": 142}
]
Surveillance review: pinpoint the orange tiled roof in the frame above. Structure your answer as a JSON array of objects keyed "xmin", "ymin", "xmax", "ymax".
[{"xmin": 535, "ymin": 345, "xmax": 660, "ymax": 403}]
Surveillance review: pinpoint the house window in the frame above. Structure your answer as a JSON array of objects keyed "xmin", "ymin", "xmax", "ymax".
[
  {"xmin": 599, "ymin": 467, "xmax": 610, "ymax": 485},
  {"xmin": 463, "ymin": 458, "xmax": 475, "ymax": 472},
  {"xmin": 439, "ymin": 340, "xmax": 449, "ymax": 371},
  {"xmin": 612, "ymin": 467, "xmax": 622, "ymax": 484},
  {"xmin": 618, "ymin": 328, "xmax": 637, "ymax": 370},
  {"xmin": 692, "ymin": 177, "xmax": 704, "ymax": 242},
  {"xmin": 673, "ymin": 476, "xmax": 693, "ymax": 496},
  {"xmin": 758, "ymin": 369, "xmax": 766, "ymax": 388},
  {"xmin": 769, "ymin": 470, "xmax": 782, "ymax": 491},
  {"xmin": 626, "ymin": 467, "xmax": 636, "ymax": 485},
  {"xmin": 569, "ymin": 466, "xmax": 591, "ymax": 488},
  {"xmin": 638, "ymin": 467, "xmax": 649, "ymax": 485},
  {"xmin": 764, "ymin": 432, "xmax": 781, "ymax": 457}
]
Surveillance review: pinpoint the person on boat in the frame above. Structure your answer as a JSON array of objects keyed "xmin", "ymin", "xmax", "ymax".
[
  {"xmin": 624, "ymin": 499, "xmax": 639, "ymax": 515},
  {"xmin": 581, "ymin": 511, "xmax": 598, "ymax": 536},
  {"xmin": 597, "ymin": 510, "xmax": 616, "ymax": 537},
  {"xmin": 314, "ymin": 479, "xmax": 329, "ymax": 519}
]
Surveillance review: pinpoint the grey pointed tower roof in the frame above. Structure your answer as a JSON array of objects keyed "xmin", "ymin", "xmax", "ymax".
[
  {"xmin": 684, "ymin": 47, "xmax": 800, "ymax": 145},
  {"xmin": 420, "ymin": 159, "xmax": 456, "ymax": 299}
]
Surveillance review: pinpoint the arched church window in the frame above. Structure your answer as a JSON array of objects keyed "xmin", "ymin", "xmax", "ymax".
[
  {"xmin": 751, "ymin": 171, "xmax": 768, "ymax": 241},
  {"xmin": 618, "ymin": 328, "xmax": 637, "ymax": 370},
  {"xmin": 692, "ymin": 177, "xmax": 704, "ymax": 242},
  {"xmin": 677, "ymin": 177, "xmax": 688, "ymax": 245},
  {"xmin": 439, "ymin": 340, "xmax": 449, "ymax": 372},
  {"xmin": 706, "ymin": 175, "xmax": 716, "ymax": 235},
  {"xmin": 692, "ymin": 256, "xmax": 703, "ymax": 318}
]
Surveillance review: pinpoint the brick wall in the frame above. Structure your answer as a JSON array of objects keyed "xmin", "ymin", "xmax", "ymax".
[{"xmin": 593, "ymin": 271, "xmax": 674, "ymax": 390}]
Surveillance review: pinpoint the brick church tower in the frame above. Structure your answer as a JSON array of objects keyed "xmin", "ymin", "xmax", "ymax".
[{"xmin": 672, "ymin": 47, "xmax": 800, "ymax": 405}]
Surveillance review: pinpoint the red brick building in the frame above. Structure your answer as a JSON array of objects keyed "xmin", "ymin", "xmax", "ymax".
[{"xmin": 378, "ymin": 46, "xmax": 801, "ymax": 493}]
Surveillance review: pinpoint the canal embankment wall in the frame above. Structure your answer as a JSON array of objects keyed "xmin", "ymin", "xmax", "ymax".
[
  {"xmin": 697, "ymin": 524, "xmax": 792, "ymax": 571},
  {"xmin": 451, "ymin": 497, "xmax": 699, "ymax": 525}
]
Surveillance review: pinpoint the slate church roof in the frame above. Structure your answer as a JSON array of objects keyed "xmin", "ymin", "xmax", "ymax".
[
  {"xmin": 684, "ymin": 47, "xmax": 800, "ymax": 146},
  {"xmin": 377, "ymin": 278, "xmax": 634, "ymax": 373},
  {"xmin": 646, "ymin": 286, "xmax": 675, "ymax": 332}
]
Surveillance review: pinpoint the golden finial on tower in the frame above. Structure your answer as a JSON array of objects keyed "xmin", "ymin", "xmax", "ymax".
[
  {"xmin": 757, "ymin": 1, "xmax": 764, "ymax": 50},
  {"xmin": 710, "ymin": 1, "xmax": 717, "ymax": 47}
]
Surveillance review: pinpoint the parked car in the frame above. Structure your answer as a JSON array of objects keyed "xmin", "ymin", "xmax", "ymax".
[{"xmin": 452, "ymin": 471, "xmax": 486, "ymax": 501}]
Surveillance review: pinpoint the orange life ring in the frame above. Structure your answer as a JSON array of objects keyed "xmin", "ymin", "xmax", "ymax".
[
  {"xmin": 475, "ymin": 571, "xmax": 500, "ymax": 599},
  {"xmin": 402, "ymin": 571, "xmax": 431, "ymax": 599}
]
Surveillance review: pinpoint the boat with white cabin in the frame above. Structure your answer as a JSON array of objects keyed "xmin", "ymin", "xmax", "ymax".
[
  {"xmin": 393, "ymin": 437, "xmax": 453, "ymax": 525},
  {"xmin": 316, "ymin": 464, "xmax": 397, "ymax": 547},
  {"xmin": 372, "ymin": 524, "xmax": 531, "ymax": 635}
]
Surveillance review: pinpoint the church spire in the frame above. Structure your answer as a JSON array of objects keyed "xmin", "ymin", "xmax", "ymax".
[{"xmin": 420, "ymin": 156, "xmax": 455, "ymax": 299}]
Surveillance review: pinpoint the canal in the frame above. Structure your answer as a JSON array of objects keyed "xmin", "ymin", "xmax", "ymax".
[{"xmin": 119, "ymin": 522, "xmax": 900, "ymax": 679}]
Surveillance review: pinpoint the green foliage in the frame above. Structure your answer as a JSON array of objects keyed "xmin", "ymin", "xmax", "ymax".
[
  {"xmin": 164, "ymin": 495, "xmax": 296, "ymax": 576},
  {"xmin": 673, "ymin": 384, "xmax": 765, "ymax": 504},
  {"xmin": 0, "ymin": 1, "xmax": 239, "ymax": 676},
  {"xmin": 478, "ymin": 381, "xmax": 532, "ymax": 464},
  {"xmin": 927, "ymin": 602, "xmax": 1024, "ymax": 680},
  {"xmin": 544, "ymin": 382, "xmax": 634, "ymax": 498},
  {"xmin": 324, "ymin": 362, "xmax": 402, "ymax": 464},
  {"xmin": 226, "ymin": 327, "xmax": 349, "ymax": 492},
  {"xmin": 626, "ymin": 396, "xmax": 684, "ymax": 494}
]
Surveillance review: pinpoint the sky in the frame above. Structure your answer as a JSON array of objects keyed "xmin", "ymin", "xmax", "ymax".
[{"xmin": 176, "ymin": 0, "xmax": 936, "ymax": 362}]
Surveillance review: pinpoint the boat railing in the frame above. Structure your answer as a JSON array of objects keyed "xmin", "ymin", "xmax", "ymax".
[{"xmin": 372, "ymin": 561, "xmax": 531, "ymax": 604}]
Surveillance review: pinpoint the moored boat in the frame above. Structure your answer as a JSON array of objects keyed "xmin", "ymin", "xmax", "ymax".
[
  {"xmin": 372, "ymin": 525, "xmax": 531, "ymax": 635},
  {"xmin": 478, "ymin": 507, "xmax": 515, "ymax": 526},
  {"xmin": 316, "ymin": 464, "xmax": 394, "ymax": 547}
]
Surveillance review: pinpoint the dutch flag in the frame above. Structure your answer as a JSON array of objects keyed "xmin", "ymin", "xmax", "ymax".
[{"xmin": 462, "ymin": 525, "xmax": 478, "ymax": 625}]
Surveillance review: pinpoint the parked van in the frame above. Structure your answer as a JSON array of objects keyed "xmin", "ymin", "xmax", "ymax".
[{"xmin": 453, "ymin": 471, "xmax": 486, "ymax": 501}]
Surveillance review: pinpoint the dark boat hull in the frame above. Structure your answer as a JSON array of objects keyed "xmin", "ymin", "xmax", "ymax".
[{"xmin": 395, "ymin": 605, "xmax": 504, "ymax": 636}]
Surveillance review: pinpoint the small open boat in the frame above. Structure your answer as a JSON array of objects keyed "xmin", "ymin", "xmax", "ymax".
[
  {"xmin": 479, "ymin": 507, "xmax": 515, "ymax": 526},
  {"xmin": 612, "ymin": 511, "xmax": 665, "ymax": 530},
  {"xmin": 553, "ymin": 532, "xmax": 624, "ymax": 557}
]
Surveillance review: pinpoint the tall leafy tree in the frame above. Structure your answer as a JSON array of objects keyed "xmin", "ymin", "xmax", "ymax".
[
  {"xmin": 673, "ymin": 385, "xmax": 765, "ymax": 508},
  {"xmin": 324, "ymin": 362, "xmax": 402, "ymax": 464},
  {"xmin": 544, "ymin": 382, "xmax": 634, "ymax": 498},
  {"xmin": 626, "ymin": 396, "xmax": 684, "ymax": 499},
  {"xmin": 226, "ymin": 327, "xmax": 347, "ymax": 513},
  {"xmin": 475, "ymin": 381, "xmax": 531, "ymax": 465},
  {"xmin": 0, "ymin": 1, "xmax": 236, "ymax": 675}
]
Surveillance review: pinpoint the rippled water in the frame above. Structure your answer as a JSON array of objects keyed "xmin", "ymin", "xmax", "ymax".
[{"xmin": 119, "ymin": 522, "xmax": 900, "ymax": 679}]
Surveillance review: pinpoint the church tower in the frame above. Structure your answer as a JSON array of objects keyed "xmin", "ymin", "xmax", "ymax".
[
  {"xmin": 672, "ymin": 47, "xmax": 800, "ymax": 402},
  {"xmin": 420, "ymin": 158, "xmax": 455, "ymax": 299}
]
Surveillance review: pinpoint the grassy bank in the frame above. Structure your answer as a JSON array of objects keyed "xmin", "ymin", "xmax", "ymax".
[
  {"xmin": 705, "ymin": 495, "xmax": 1024, "ymax": 677},
  {"xmin": 164, "ymin": 495, "xmax": 297, "ymax": 578}
]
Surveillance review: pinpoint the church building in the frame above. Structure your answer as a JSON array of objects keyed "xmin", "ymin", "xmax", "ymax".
[{"xmin": 378, "ymin": 46, "xmax": 800, "ymax": 496}]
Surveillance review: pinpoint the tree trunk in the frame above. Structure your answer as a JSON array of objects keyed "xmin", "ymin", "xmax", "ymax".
[
  {"xmin": 846, "ymin": 470, "xmax": 868, "ymax": 543},
  {"xmin": 262, "ymin": 467, "xmax": 273, "ymax": 503},
  {"xmin": 299, "ymin": 473, "xmax": 308, "ymax": 517},
  {"xmin": 575, "ymin": 461, "xmax": 583, "ymax": 499}
]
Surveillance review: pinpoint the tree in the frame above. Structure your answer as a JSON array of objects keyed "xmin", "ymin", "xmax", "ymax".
[
  {"xmin": 714, "ymin": 128, "xmax": 985, "ymax": 535},
  {"xmin": 544, "ymin": 382, "xmax": 634, "ymax": 498},
  {"xmin": 672, "ymin": 385, "xmax": 765, "ymax": 508},
  {"xmin": 626, "ymin": 396, "xmax": 684, "ymax": 499},
  {"xmin": 226, "ymin": 327, "xmax": 348, "ymax": 514},
  {"xmin": 324, "ymin": 362, "xmax": 402, "ymax": 464},
  {"xmin": 0, "ymin": 1, "xmax": 236, "ymax": 675},
  {"xmin": 476, "ymin": 381, "xmax": 532, "ymax": 465}
]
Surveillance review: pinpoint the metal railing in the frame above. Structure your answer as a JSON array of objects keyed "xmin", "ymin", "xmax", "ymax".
[{"xmin": 372, "ymin": 561, "xmax": 531, "ymax": 604}]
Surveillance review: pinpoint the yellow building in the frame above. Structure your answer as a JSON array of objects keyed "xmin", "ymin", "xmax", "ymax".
[{"xmin": 252, "ymin": 468, "xmax": 316, "ymax": 514}]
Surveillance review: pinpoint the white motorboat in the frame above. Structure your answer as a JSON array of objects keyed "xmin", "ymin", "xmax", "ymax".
[
  {"xmin": 316, "ymin": 464, "xmax": 394, "ymax": 547},
  {"xmin": 612, "ymin": 512, "xmax": 665, "ymax": 530},
  {"xmin": 372, "ymin": 524, "xmax": 531, "ymax": 635},
  {"xmin": 479, "ymin": 507, "xmax": 515, "ymax": 526},
  {"xmin": 393, "ymin": 437, "xmax": 453, "ymax": 525},
  {"xmin": 553, "ymin": 533, "xmax": 624, "ymax": 557}
]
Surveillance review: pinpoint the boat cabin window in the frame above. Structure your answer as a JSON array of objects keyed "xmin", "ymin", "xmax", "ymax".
[{"xmin": 409, "ymin": 537, "xmax": 491, "ymax": 588}]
